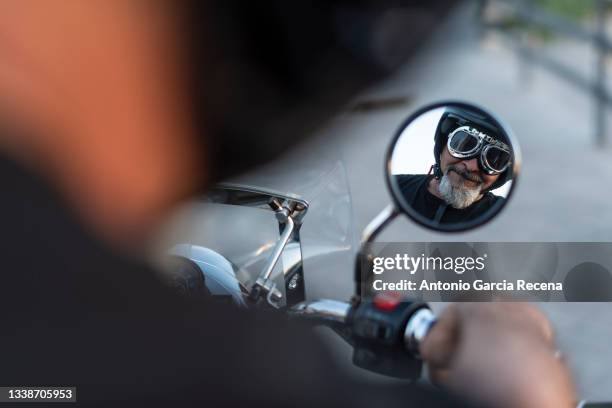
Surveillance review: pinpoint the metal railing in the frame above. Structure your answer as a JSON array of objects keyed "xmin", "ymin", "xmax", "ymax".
[{"xmin": 478, "ymin": 0, "xmax": 612, "ymax": 147}]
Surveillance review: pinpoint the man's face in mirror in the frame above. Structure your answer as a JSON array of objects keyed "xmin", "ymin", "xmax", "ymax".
[{"xmin": 438, "ymin": 146, "xmax": 499, "ymax": 208}]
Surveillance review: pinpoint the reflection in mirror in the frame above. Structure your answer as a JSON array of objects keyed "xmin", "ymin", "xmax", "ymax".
[{"xmin": 387, "ymin": 103, "xmax": 520, "ymax": 232}]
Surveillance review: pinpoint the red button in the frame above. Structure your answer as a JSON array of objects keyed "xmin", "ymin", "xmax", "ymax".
[{"xmin": 373, "ymin": 292, "xmax": 403, "ymax": 311}]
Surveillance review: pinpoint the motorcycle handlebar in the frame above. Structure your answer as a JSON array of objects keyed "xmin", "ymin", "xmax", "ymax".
[
  {"xmin": 290, "ymin": 299, "xmax": 437, "ymax": 357},
  {"xmin": 289, "ymin": 299, "xmax": 351, "ymax": 325}
]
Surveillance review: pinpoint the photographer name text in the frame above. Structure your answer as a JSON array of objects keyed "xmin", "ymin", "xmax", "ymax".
[{"xmin": 372, "ymin": 279, "xmax": 563, "ymax": 292}]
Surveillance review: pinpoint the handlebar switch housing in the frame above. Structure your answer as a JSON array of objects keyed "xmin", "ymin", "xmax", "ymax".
[{"xmin": 347, "ymin": 294, "xmax": 429, "ymax": 379}]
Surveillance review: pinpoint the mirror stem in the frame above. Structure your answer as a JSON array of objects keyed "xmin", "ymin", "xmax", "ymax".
[{"xmin": 354, "ymin": 204, "xmax": 399, "ymax": 298}]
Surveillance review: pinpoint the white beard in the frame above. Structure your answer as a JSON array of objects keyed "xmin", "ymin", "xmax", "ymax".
[{"xmin": 438, "ymin": 173, "xmax": 482, "ymax": 209}]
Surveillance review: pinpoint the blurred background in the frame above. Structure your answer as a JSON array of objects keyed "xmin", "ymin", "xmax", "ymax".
[{"xmin": 161, "ymin": 0, "xmax": 612, "ymax": 401}]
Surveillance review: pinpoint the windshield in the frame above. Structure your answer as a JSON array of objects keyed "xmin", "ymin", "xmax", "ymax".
[{"xmin": 156, "ymin": 138, "xmax": 356, "ymax": 303}]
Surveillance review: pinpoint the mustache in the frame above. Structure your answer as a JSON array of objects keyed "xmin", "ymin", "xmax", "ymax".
[{"xmin": 447, "ymin": 166, "xmax": 483, "ymax": 184}]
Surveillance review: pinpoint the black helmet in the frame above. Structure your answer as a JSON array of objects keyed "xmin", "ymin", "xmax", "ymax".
[{"xmin": 432, "ymin": 106, "xmax": 513, "ymax": 192}]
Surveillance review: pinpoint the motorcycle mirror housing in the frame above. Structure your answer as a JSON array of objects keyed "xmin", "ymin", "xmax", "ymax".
[
  {"xmin": 353, "ymin": 101, "xmax": 521, "ymax": 297},
  {"xmin": 385, "ymin": 101, "xmax": 521, "ymax": 232}
]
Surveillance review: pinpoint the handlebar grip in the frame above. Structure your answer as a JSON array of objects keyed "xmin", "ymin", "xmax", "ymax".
[{"xmin": 403, "ymin": 307, "xmax": 437, "ymax": 357}]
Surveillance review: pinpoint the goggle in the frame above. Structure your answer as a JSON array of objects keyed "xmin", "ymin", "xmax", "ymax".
[{"xmin": 447, "ymin": 126, "xmax": 512, "ymax": 175}]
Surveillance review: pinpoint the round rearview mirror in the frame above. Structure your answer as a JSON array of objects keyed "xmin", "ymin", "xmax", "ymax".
[{"xmin": 386, "ymin": 102, "xmax": 521, "ymax": 232}]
